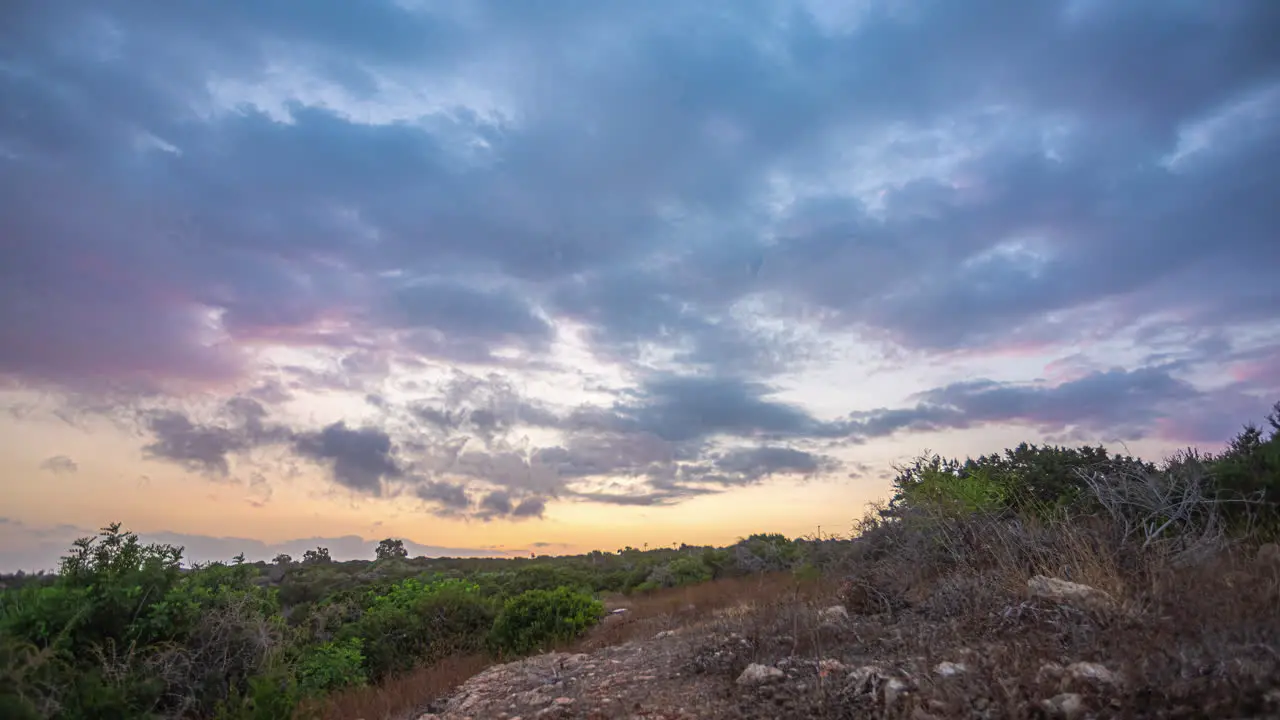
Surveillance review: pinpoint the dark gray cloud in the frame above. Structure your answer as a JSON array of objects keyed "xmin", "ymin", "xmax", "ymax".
[
  {"xmin": 513, "ymin": 497, "xmax": 546, "ymax": 518},
  {"xmin": 2, "ymin": 0, "xmax": 1278, "ymax": 526},
  {"xmin": 415, "ymin": 480, "xmax": 471, "ymax": 512},
  {"xmin": 478, "ymin": 490, "xmax": 513, "ymax": 517},
  {"xmin": 140, "ymin": 397, "xmax": 292, "ymax": 477},
  {"xmin": 293, "ymin": 422, "xmax": 402, "ymax": 493},
  {"xmin": 143, "ymin": 411, "xmax": 254, "ymax": 477},
  {"xmin": 710, "ymin": 446, "xmax": 838, "ymax": 482},
  {"xmin": 39, "ymin": 455, "xmax": 79, "ymax": 476},
  {"xmin": 845, "ymin": 366, "xmax": 1275, "ymax": 444},
  {"xmin": 379, "ymin": 281, "xmax": 553, "ymax": 364},
  {"xmin": 617, "ymin": 375, "xmax": 847, "ymax": 443}
]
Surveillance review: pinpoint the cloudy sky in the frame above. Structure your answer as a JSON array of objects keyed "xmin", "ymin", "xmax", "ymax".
[{"xmin": 2, "ymin": 0, "xmax": 1278, "ymax": 570}]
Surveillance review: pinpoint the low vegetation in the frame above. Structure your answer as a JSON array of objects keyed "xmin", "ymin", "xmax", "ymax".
[
  {"xmin": 0, "ymin": 521, "xmax": 843, "ymax": 717},
  {"xmin": 2, "ymin": 402, "xmax": 1278, "ymax": 718}
]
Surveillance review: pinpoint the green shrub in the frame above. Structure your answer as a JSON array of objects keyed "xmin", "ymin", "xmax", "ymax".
[
  {"xmin": 641, "ymin": 556, "xmax": 711, "ymax": 590},
  {"xmin": 888, "ymin": 444, "xmax": 1156, "ymax": 519},
  {"xmin": 1208, "ymin": 404, "xmax": 1280, "ymax": 530},
  {"xmin": 296, "ymin": 638, "xmax": 365, "ymax": 695},
  {"xmin": 488, "ymin": 587, "xmax": 604, "ymax": 656},
  {"xmin": 901, "ymin": 463, "xmax": 1008, "ymax": 516},
  {"xmin": 339, "ymin": 578, "xmax": 494, "ymax": 680},
  {"xmin": 212, "ymin": 662, "xmax": 300, "ymax": 720}
]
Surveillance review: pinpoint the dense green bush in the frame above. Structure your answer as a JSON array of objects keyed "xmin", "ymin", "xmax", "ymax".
[
  {"xmin": 296, "ymin": 638, "xmax": 366, "ymax": 695},
  {"xmin": 0, "ymin": 525, "xmax": 288, "ymax": 719},
  {"xmin": 635, "ymin": 555, "xmax": 712, "ymax": 591},
  {"xmin": 890, "ymin": 444, "xmax": 1154, "ymax": 519},
  {"xmin": 338, "ymin": 578, "xmax": 494, "ymax": 681},
  {"xmin": 883, "ymin": 401, "xmax": 1280, "ymax": 546},
  {"xmin": 488, "ymin": 587, "xmax": 604, "ymax": 656},
  {"xmin": 1207, "ymin": 403, "xmax": 1280, "ymax": 529}
]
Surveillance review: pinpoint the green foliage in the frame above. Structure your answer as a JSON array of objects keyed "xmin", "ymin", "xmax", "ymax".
[
  {"xmin": 488, "ymin": 587, "xmax": 604, "ymax": 656},
  {"xmin": 730, "ymin": 533, "xmax": 801, "ymax": 573},
  {"xmin": 1207, "ymin": 403, "xmax": 1280, "ymax": 526},
  {"xmin": 638, "ymin": 556, "xmax": 712, "ymax": 591},
  {"xmin": 0, "ymin": 526, "xmax": 289, "ymax": 719},
  {"xmin": 212, "ymin": 663, "xmax": 300, "ymax": 720},
  {"xmin": 338, "ymin": 578, "xmax": 494, "ymax": 681},
  {"xmin": 301, "ymin": 547, "xmax": 332, "ymax": 565},
  {"xmin": 0, "ymin": 520, "xmax": 826, "ymax": 719},
  {"xmin": 297, "ymin": 638, "xmax": 365, "ymax": 695},
  {"xmin": 900, "ymin": 464, "xmax": 1008, "ymax": 516},
  {"xmin": 889, "ymin": 444, "xmax": 1155, "ymax": 518},
  {"xmin": 374, "ymin": 539, "xmax": 408, "ymax": 562},
  {"xmin": 700, "ymin": 548, "xmax": 731, "ymax": 579}
]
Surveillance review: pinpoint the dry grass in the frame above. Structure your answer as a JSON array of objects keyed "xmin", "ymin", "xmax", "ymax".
[
  {"xmin": 577, "ymin": 573, "xmax": 829, "ymax": 651},
  {"xmin": 303, "ymin": 653, "xmax": 489, "ymax": 720},
  {"xmin": 705, "ymin": 511, "xmax": 1280, "ymax": 718}
]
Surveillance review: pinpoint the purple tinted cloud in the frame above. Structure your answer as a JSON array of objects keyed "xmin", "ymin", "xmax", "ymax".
[{"xmin": 1, "ymin": 0, "xmax": 1278, "ymax": 514}]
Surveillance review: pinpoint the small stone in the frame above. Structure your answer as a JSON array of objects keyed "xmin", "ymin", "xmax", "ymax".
[
  {"xmin": 933, "ymin": 661, "xmax": 968, "ymax": 677},
  {"xmin": 884, "ymin": 677, "xmax": 910, "ymax": 707},
  {"xmin": 1040, "ymin": 693, "xmax": 1085, "ymax": 720},
  {"xmin": 1036, "ymin": 662, "xmax": 1065, "ymax": 685},
  {"xmin": 1063, "ymin": 661, "xmax": 1120, "ymax": 688},
  {"xmin": 846, "ymin": 665, "xmax": 888, "ymax": 694},
  {"xmin": 1028, "ymin": 575, "xmax": 1115, "ymax": 612},
  {"xmin": 655, "ymin": 630, "xmax": 677, "ymax": 639},
  {"xmin": 818, "ymin": 658, "xmax": 846, "ymax": 676},
  {"xmin": 818, "ymin": 605, "xmax": 850, "ymax": 623},
  {"xmin": 553, "ymin": 697, "xmax": 574, "ymax": 705},
  {"xmin": 737, "ymin": 663, "xmax": 785, "ymax": 686}
]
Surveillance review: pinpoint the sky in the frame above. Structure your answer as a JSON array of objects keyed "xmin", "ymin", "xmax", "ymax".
[{"xmin": 2, "ymin": 0, "xmax": 1278, "ymax": 571}]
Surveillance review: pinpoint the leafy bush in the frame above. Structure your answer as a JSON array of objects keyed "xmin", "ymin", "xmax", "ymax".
[
  {"xmin": 0, "ymin": 525, "xmax": 290, "ymax": 719},
  {"xmin": 297, "ymin": 638, "xmax": 366, "ymax": 695},
  {"xmin": 1206, "ymin": 403, "xmax": 1280, "ymax": 531},
  {"xmin": 338, "ymin": 578, "xmax": 494, "ymax": 681},
  {"xmin": 899, "ymin": 463, "xmax": 1009, "ymax": 516},
  {"xmin": 638, "ymin": 556, "xmax": 712, "ymax": 591},
  {"xmin": 889, "ymin": 444, "xmax": 1156, "ymax": 519},
  {"xmin": 488, "ymin": 587, "xmax": 604, "ymax": 656}
]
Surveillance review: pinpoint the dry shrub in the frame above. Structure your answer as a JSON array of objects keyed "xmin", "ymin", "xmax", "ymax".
[{"xmin": 795, "ymin": 501, "xmax": 1280, "ymax": 717}]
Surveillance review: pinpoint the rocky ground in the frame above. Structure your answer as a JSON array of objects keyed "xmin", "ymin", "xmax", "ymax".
[
  {"xmin": 398, "ymin": 533, "xmax": 1280, "ymax": 720},
  {"xmin": 410, "ymin": 571, "xmax": 1280, "ymax": 719}
]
